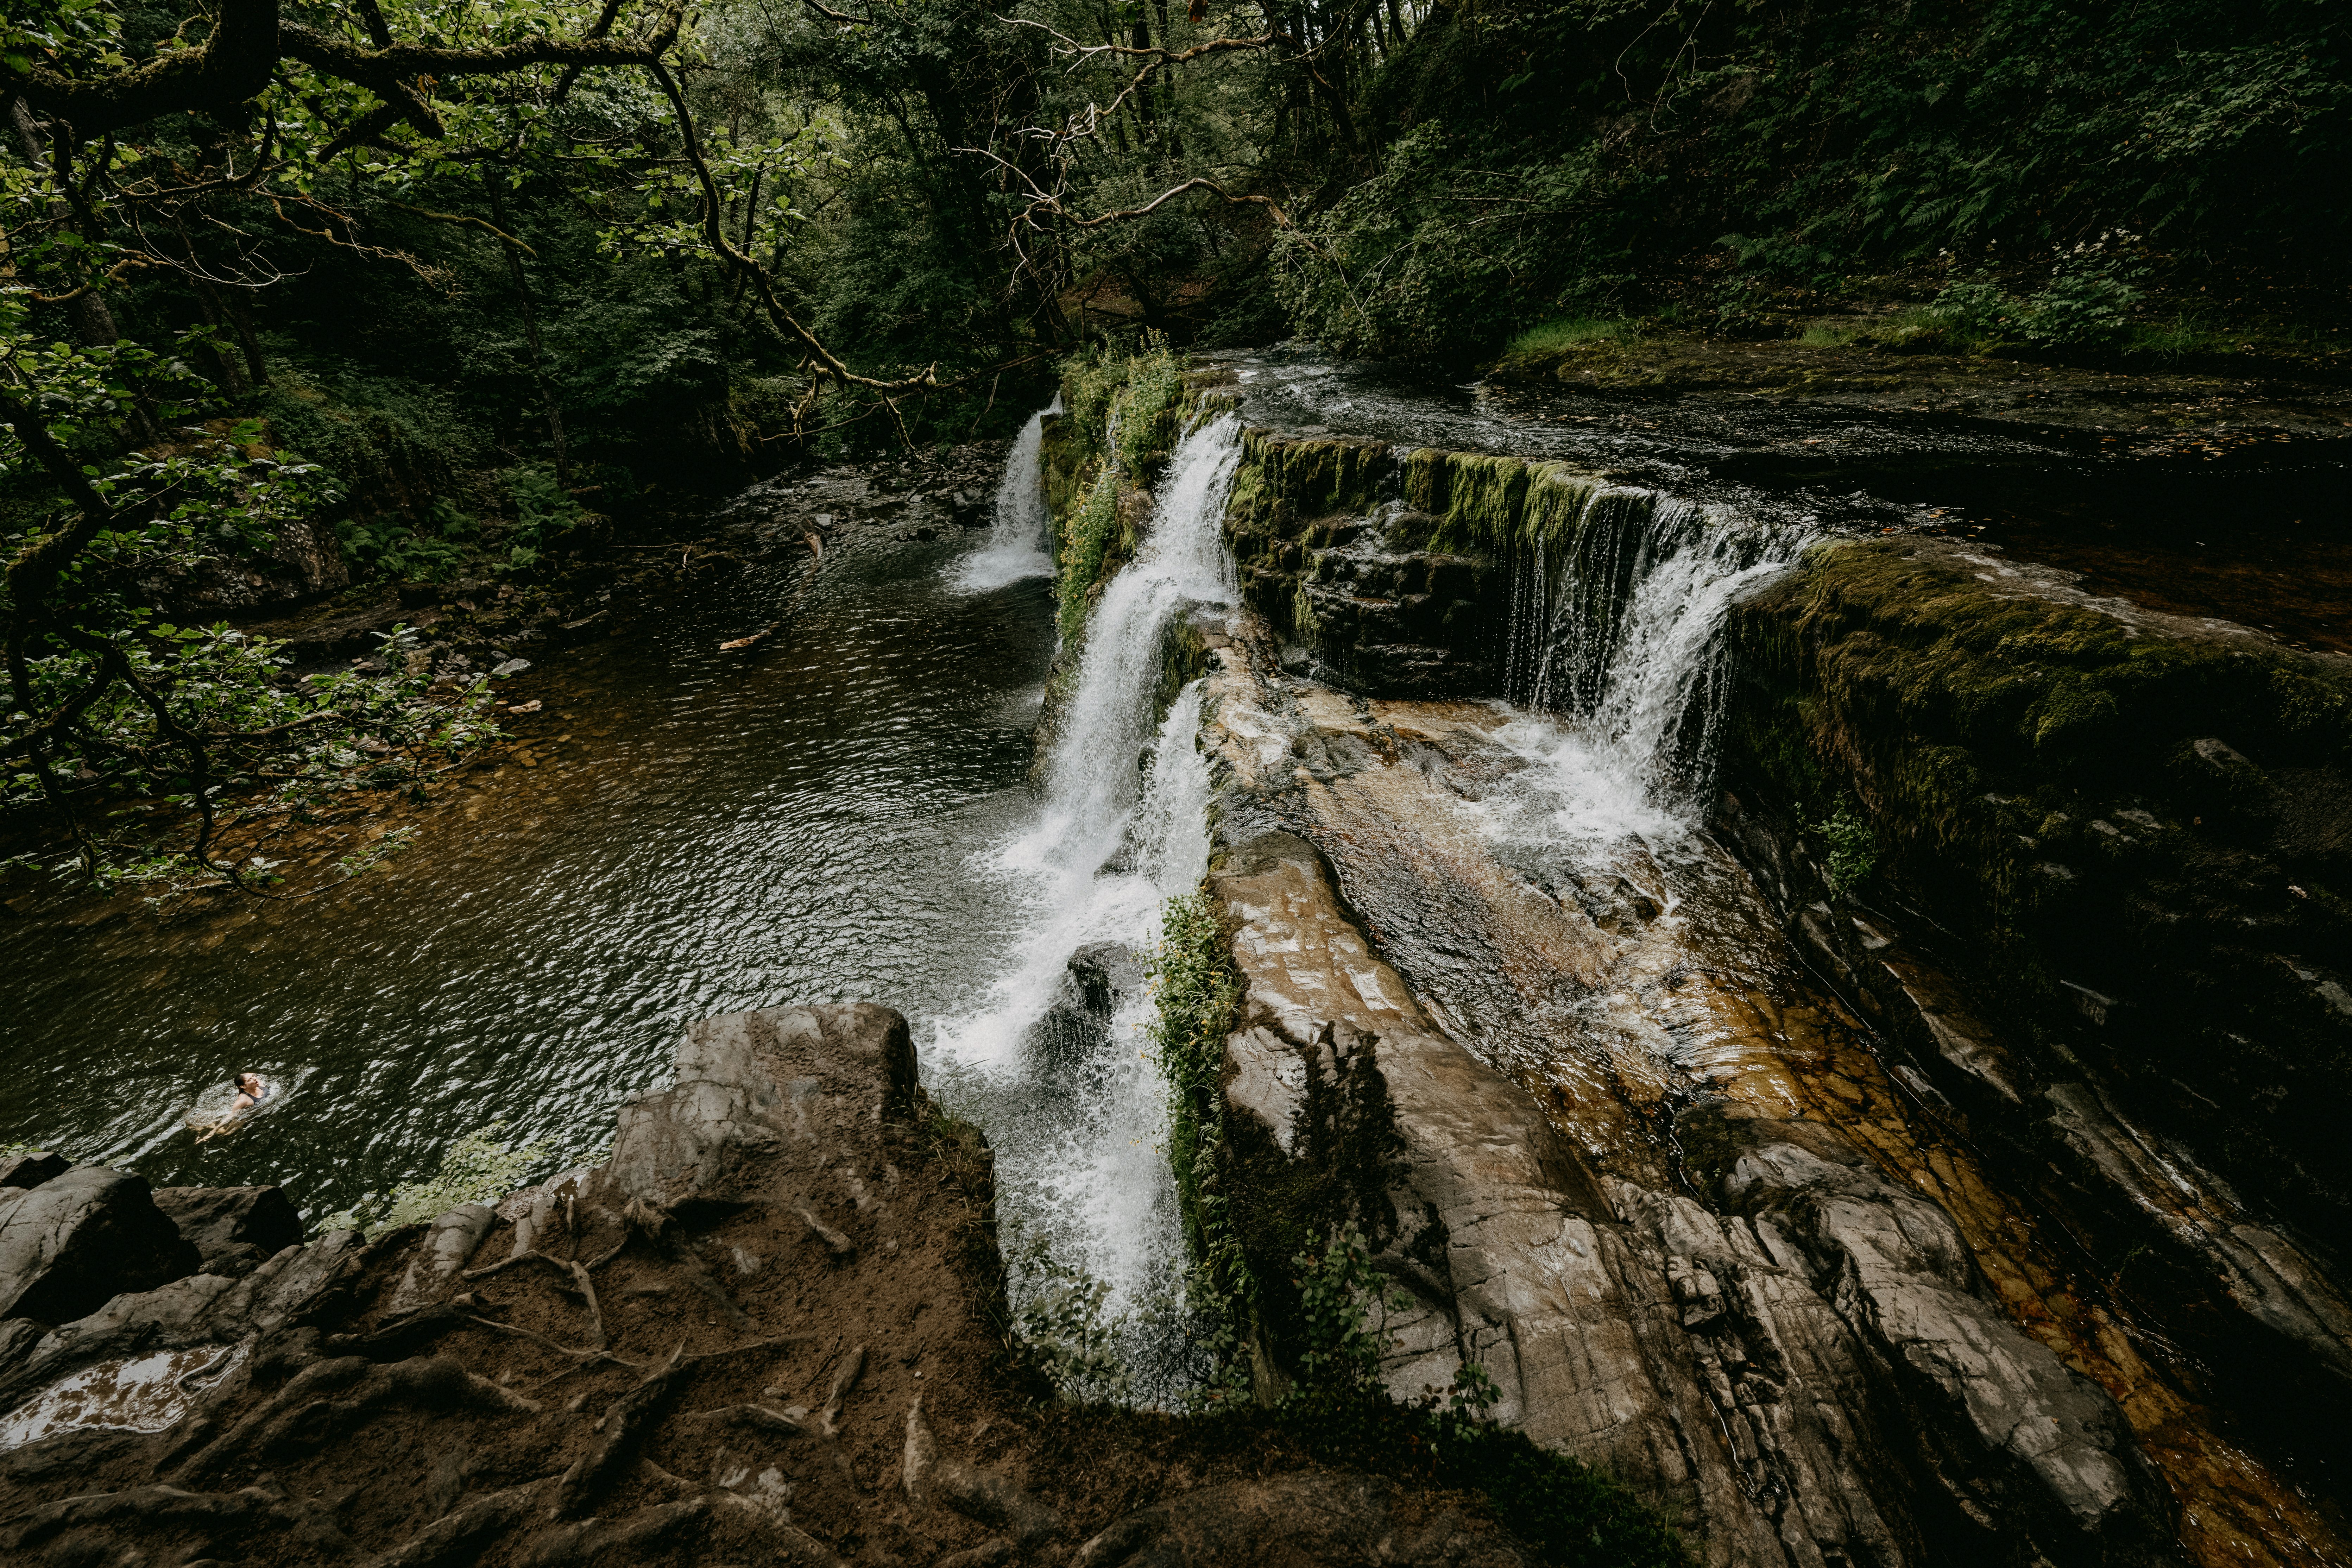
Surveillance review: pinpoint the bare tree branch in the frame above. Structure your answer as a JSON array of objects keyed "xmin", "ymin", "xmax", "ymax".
[{"xmin": 645, "ymin": 59, "xmax": 934, "ymax": 410}]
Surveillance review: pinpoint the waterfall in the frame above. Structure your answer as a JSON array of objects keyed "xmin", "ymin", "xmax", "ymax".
[
  {"xmin": 1483, "ymin": 476, "xmax": 1811, "ymax": 846},
  {"xmin": 930, "ymin": 413, "xmax": 1243, "ymax": 1387},
  {"xmin": 950, "ymin": 398, "xmax": 1061, "ymax": 592}
]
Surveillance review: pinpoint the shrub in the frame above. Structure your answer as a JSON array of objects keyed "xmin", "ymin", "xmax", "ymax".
[
  {"xmin": 1010, "ymin": 1228, "xmax": 1134, "ymax": 1404},
  {"xmin": 1148, "ymin": 892, "xmax": 1241, "ymax": 1258},
  {"xmin": 1929, "ymin": 279, "xmax": 2011, "ymax": 340},
  {"xmin": 1056, "ymin": 470, "xmax": 1121, "ymax": 644},
  {"xmin": 2019, "ymin": 273, "xmax": 2140, "ymax": 350},
  {"xmin": 1815, "ymin": 801, "xmax": 1878, "ymax": 894}
]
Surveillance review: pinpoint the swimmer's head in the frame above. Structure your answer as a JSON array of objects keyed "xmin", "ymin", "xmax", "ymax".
[{"xmin": 237, "ymin": 1073, "xmax": 263, "ymax": 1095}]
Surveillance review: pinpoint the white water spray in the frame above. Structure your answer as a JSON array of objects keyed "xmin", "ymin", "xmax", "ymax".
[
  {"xmin": 931, "ymin": 414, "xmax": 1242, "ymax": 1336},
  {"xmin": 1480, "ymin": 479, "xmax": 1811, "ymax": 850},
  {"xmin": 951, "ymin": 400, "xmax": 1061, "ymax": 592}
]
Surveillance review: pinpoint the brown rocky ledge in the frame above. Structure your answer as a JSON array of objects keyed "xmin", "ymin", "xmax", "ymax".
[
  {"xmin": 0, "ymin": 1003, "xmax": 1535, "ymax": 1568},
  {"xmin": 1188, "ymin": 609, "xmax": 2349, "ymax": 1568}
]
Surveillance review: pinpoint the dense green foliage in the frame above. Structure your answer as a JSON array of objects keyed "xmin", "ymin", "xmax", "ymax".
[
  {"xmin": 8, "ymin": 0, "xmax": 2345, "ymax": 887},
  {"xmin": 1281, "ymin": 0, "xmax": 2351, "ymax": 360},
  {"xmin": 1147, "ymin": 890, "xmax": 1243, "ymax": 1276}
]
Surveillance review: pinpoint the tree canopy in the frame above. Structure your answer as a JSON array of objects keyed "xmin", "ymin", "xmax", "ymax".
[{"xmin": 5, "ymin": 0, "xmax": 2345, "ymax": 887}]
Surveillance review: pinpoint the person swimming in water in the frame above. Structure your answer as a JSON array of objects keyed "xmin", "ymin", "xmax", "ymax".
[{"xmin": 230, "ymin": 1072, "xmax": 269, "ymax": 1112}]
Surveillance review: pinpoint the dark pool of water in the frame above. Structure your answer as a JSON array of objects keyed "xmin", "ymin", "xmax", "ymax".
[{"xmin": 0, "ymin": 522, "xmax": 1059, "ymax": 1220}]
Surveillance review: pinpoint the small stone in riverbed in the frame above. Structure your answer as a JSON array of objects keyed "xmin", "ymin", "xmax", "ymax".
[{"xmin": 491, "ymin": 658, "xmax": 532, "ymax": 678}]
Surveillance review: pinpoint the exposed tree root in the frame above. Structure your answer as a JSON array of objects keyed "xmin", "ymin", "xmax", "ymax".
[
  {"xmin": 796, "ymin": 1205, "xmax": 855, "ymax": 1258},
  {"xmin": 551, "ymin": 1341, "xmax": 691, "ymax": 1520},
  {"xmin": 676, "ymin": 1402, "xmax": 818, "ymax": 1439},
  {"xmin": 174, "ymin": 1355, "xmax": 539, "ymax": 1485},
  {"xmin": 520, "ymin": 1499, "xmax": 710, "ymax": 1566},
  {"xmin": 461, "ymin": 1314, "xmax": 629, "ymax": 1368},
  {"xmin": 4, "ymin": 1483, "xmax": 275, "ymax": 1550},
  {"xmin": 816, "ymin": 1344, "xmax": 865, "ymax": 1439},
  {"xmin": 360, "ymin": 1482, "xmax": 543, "ymax": 1568},
  {"xmin": 903, "ymin": 1394, "xmax": 1061, "ymax": 1545}
]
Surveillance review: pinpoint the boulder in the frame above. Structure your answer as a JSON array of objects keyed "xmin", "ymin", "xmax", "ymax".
[
  {"xmin": 1065, "ymin": 941, "xmax": 1142, "ymax": 1018},
  {"xmin": 0, "ymin": 1226, "xmax": 366, "ymax": 1414},
  {"xmin": 0, "ymin": 1167, "xmax": 198, "ymax": 1327},
  {"xmin": 383, "ymin": 1205, "xmax": 495, "ymax": 1317},
  {"xmin": 601, "ymin": 1001, "xmax": 917, "ymax": 1217},
  {"xmin": 150, "ymin": 1187, "xmax": 304, "ymax": 1279},
  {"xmin": 0, "ymin": 1154, "xmax": 67, "ymax": 1192}
]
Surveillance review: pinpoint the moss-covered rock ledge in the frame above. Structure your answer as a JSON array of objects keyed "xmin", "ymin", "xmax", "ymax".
[{"xmin": 1723, "ymin": 536, "xmax": 2352, "ymax": 1245}]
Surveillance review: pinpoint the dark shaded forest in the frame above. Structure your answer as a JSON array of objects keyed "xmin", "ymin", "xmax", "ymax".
[{"xmin": 4, "ymin": 0, "xmax": 2346, "ymax": 884}]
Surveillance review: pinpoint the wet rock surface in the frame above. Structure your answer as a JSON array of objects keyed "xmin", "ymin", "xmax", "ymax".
[
  {"xmin": 1192, "ymin": 612, "xmax": 2347, "ymax": 1568},
  {"xmin": 1482, "ymin": 329, "xmax": 2352, "ymax": 444},
  {"xmin": 0, "ymin": 1167, "xmax": 200, "ymax": 1329},
  {"xmin": 0, "ymin": 1002, "xmax": 1540, "ymax": 1567}
]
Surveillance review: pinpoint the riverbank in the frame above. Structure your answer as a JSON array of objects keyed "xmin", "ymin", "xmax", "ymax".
[
  {"xmin": 0, "ymin": 436, "xmax": 1057, "ymax": 1230},
  {"xmin": 0, "ymin": 441, "xmax": 1014, "ymax": 918},
  {"xmin": 0, "ymin": 1003, "xmax": 1611, "ymax": 1567},
  {"xmin": 1487, "ymin": 321, "xmax": 2352, "ymax": 448}
]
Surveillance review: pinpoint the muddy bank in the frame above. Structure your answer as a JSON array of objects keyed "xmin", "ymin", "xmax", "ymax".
[{"xmin": 0, "ymin": 1003, "xmax": 1546, "ymax": 1567}]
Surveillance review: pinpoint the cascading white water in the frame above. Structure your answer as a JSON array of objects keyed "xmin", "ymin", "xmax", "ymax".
[
  {"xmin": 1479, "ymin": 478, "xmax": 1811, "ymax": 849},
  {"xmin": 950, "ymin": 398, "xmax": 1061, "ymax": 592},
  {"xmin": 931, "ymin": 414, "xmax": 1243, "ymax": 1382}
]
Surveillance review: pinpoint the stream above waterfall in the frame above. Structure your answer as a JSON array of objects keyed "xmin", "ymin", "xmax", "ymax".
[{"xmin": 1221, "ymin": 348, "xmax": 2352, "ymax": 654}]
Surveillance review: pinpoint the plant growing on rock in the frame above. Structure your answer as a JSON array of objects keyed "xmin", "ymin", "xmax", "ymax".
[
  {"xmin": 1146, "ymin": 889, "xmax": 1263, "ymax": 1407},
  {"xmin": 1287, "ymin": 1224, "xmax": 1407, "ymax": 1403},
  {"xmin": 1009, "ymin": 1227, "xmax": 1134, "ymax": 1406},
  {"xmin": 1814, "ymin": 800, "xmax": 1878, "ymax": 894},
  {"xmin": 1147, "ymin": 892, "xmax": 1241, "ymax": 1261}
]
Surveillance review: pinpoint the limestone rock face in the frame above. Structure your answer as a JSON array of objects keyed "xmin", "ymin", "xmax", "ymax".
[{"xmin": 0, "ymin": 1167, "xmax": 200, "ymax": 1328}]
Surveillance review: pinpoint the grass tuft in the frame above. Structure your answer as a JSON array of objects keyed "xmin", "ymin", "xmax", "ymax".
[{"xmin": 1502, "ymin": 316, "xmax": 1634, "ymax": 357}]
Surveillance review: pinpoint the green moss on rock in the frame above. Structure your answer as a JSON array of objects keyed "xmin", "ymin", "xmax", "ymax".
[{"xmin": 1726, "ymin": 537, "xmax": 2352, "ymax": 1234}]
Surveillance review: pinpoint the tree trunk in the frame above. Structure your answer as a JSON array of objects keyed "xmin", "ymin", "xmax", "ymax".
[
  {"xmin": 192, "ymin": 283, "xmax": 250, "ymax": 398},
  {"xmin": 223, "ymin": 290, "xmax": 270, "ymax": 387}
]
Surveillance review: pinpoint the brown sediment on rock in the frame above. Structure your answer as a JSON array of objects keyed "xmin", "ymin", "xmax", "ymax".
[
  {"xmin": 1189, "ymin": 611, "xmax": 2349, "ymax": 1568},
  {"xmin": 0, "ymin": 1002, "xmax": 1543, "ymax": 1567}
]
